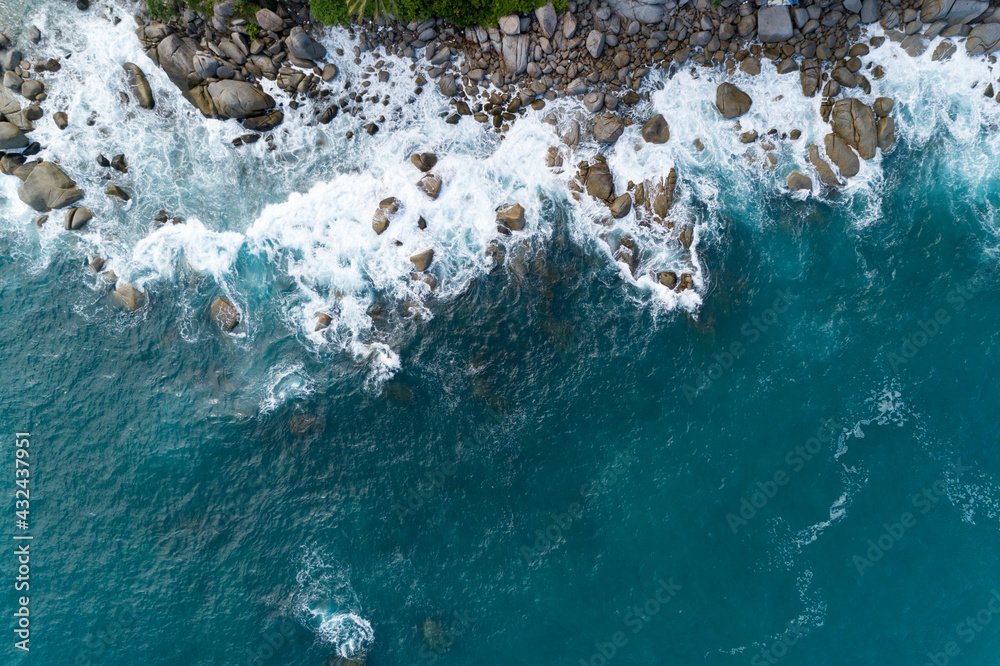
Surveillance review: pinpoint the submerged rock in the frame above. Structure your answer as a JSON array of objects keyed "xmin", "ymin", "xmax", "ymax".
[
  {"xmin": 122, "ymin": 63, "xmax": 154, "ymax": 110},
  {"xmin": 114, "ymin": 284, "xmax": 146, "ymax": 311},
  {"xmin": 210, "ymin": 297, "xmax": 240, "ymax": 331},
  {"xmin": 496, "ymin": 203, "xmax": 526, "ymax": 231},
  {"xmin": 417, "ymin": 174, "xmax": 442, "ymax": 200}
]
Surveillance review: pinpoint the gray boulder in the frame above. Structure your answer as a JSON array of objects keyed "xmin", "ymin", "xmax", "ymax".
[
  {"xmin": 498, "ymin": 15, "xmax": 520, "ymax": 35},
  {"xmin": 535, "ymin": 3, "xmax": 557, "ymax": 38},
  {"xmin": 921, "ymin": 0, "xmax": 987, "ymax": 24},
  {"xmin": 287, "ymin": 27, "xmax": 326, "ymax": 61},
  {"xmin": 122, "ymin": 63, "xmax": 154, "ymax": 109},
  {"xmin": 502, "ymin": 34, "xmax": 529, "ymax": 75},
  {"xmin": 0, "ymin": 121, "xmax": 28, "ymax": 150},
  {"xmin": 255, "ymin": 8, "xmax": 283, "ymax": 32},
  {"xmin": 17, "ymin": 161, "xmax": 85, "ymax": 212},
  {"xmin": 586, "ymin": 30, "xmax": 606, "ymax": 58},
  {"xmin": 157, "ymin": 34, "xmax": 200, "ymax": 90},
  {"xmin": 438, "ymin": 75, "xmax": 457, "ymax": 97},
  {"xmin": 758, "ymin": 6, "xmax": 793, "ymax": 42},
  {"xmin": 193, "ymin": 54, "xmax": 219, "ymax": 79},
  {"xmin": 207, "ymin": 80, "xmax": 275, "ymax": 119},
  {"xmin": 860, "ymin": 0, "xmax": 881, "ymax": 23},
  {"xmin": 609, "ymin": 0, "xmax": 667, "ymax": 23},
  {"xmin": 967, "ymin": 23, "xmax": 1000, "ymax": 54}
]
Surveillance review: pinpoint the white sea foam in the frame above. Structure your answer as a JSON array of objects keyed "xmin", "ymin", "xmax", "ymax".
[
  {"xmin": 293, "ymin": 546, "xmax": 374, "ymax": 658},
  {"xmin": 6, "ymin": 2, "xmax": 1000, "ymax": 392}
]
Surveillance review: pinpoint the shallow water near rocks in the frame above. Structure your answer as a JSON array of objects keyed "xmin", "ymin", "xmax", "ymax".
[{"xmin": 2, "ymin": 1, "xmax": 1000, "ymax": 664}]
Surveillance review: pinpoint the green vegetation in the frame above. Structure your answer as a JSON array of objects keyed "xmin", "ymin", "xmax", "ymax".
[
  {"xmin": 143, "ymin": 0, "xmax": 564, "ymax": 31},
  {"xmin": 311, "ymin": 0, "xmax": 567, "ymax": 28}
]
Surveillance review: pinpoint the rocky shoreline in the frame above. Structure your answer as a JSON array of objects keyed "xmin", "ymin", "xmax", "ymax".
[{"xmin": 0, "ymin": 0, "xmax": 998, "ymax": 323}]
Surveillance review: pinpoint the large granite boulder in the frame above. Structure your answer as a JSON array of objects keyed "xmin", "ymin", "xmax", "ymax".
[
  {"xmin": 502, "ymin": 34, "xmax": 529, "ymax": 75},
  {"xmin": 920, "ymin": 0, "xmax": 987, "ymax": 24},
  {"xmin": 825, "ymin": 133, "xmax": 860, "ymax": 178},
  {"xmin": 593, "ymin": 114, "xmax": 624, "ymax": 143},
  {"xmin": 535, "ymin": 2, "xmax": 558, "ymax": 38},
  {"xmin": 609, "ymin": 0, "xmax": 667, "ymax": 23},
  {"xmin": 255, "ymin": 8, "xmax": 283, "ymax": 32},
  {"xmin": 641, "ymin": 114, "xmax": 670, "ymax": 143},
  {"xmin": 831, "ymin": 98, "xmax": 877, "ymax": 160},
  {"xmin": 0, "ymin": 121, "xmax": 27, "ymax": 150},
  {"xmin": 758, "ymin": 6, "xmax": 793, "ymax": 42},
  {"xmin": 715, "ymin": 83, "xmax": 752, "ymax": 118},
  {"xmin": 122, "ymin": 62, "xmax": 154, "ymax": 109},
  {"xmin": 809, "ymin": 144, "xmax": 842, "ymax": 187},
  {"xmin": 966, "ymin": 23, "xmax": 1000, "ymax": 54},
  {"xmin": 17, "ymin": 161, "xmax": 85, "ymax": 212},
  {"xmin": 156, "ymin": 34, "xmax": 200, "ymax": 91},
  {"xmin": 586, "ymin": 161, "xmax": 614, "ymax": 200},
  {"xmin": 286, "ymin": 27, "xmax": 326, "ymax": 61},
  {"xmin": 207, "ymin": 80, "xmax": 275, "ymax": 119}
]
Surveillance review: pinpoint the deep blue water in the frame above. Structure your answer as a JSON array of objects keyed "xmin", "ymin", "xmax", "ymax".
[{"xmin": 2, "ymin": 1, "xmax": 1000, "ymax": 665}]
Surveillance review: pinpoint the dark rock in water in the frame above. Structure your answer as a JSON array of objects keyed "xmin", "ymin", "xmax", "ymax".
[
  {"xmin": 417, "ymin": 216, "xmax": 427, "ymax": 230},
  {"xmin": 658, "ymin": 271, "xmax": 677, "ymax": 289},
  {"xmin": 97, "ymin": 154, "xmax": 110, "ymax": 167},
  {"xmin": 366, "ymin": 123, "xmax": 379, "ymax": 135},
  {"xmin": 34, "ymin": 214, "xmax": 47, "ymax": 227},
  {"xmin": 593, "ymin": 113, "xmax": 624, "ymax": 143},
  {"xmin": 809, "ymin": 144, "xmax": 842, "ymax": 187},
  {"xmin": 372, "ymin": 197, "xmax": 401, "ymax": 235},
  {"xmin": 382, "ymin": 381, "xmax": 413, "ymax": 405},
  {"xmin": 114, "ymin": 284, "xmax": 146, "ymax": 311},
  {"xmin": 586, "ymin": 161, "xmax": 614, "ymax": 201},
  {"xmin": 410, "ymin": 249, "xmax": 434, "ymax": 272},
  {"xmin": 288, "ymin": 413, "xmax": 325, "ymax": 436},
  {"xmin": 417, "ymin": 173, "xmax": 442, "ymax": 200},
  {"xmin": 242, "ymin": 109, "xmax": 282, "ymax": 132},
  {"xmin": 76, "ymin": 0, "xmax": 89, "ymax": 10},
  {"xmin": 610, "ymin": 193, "xmax": 632, "ymax": 218},
  {"xmin": 641, "ymin": 114, "xmax": 669, "ymax": 144},
  {"xmin": 679, "ymin": 273, "xmax": 694, "ymax": 290},
  {"xmin": 314, "ymin": 312, "xmax": 332, "ymax": 331},
  {"xmin": 715, "ymin": 83, "xmax": 752, "ymax": 119},
  {"xmin": 877, "ymin": 117, "xmax": 895, "ymax": 152},
  {"xmin": 64, "ymin": 206, "xmax": 92, "ymax": 230},
  {"xmin": 17, "ymin": 161, "xmax": 84, "ymax": 212},
  {"xmin": 445, "ymin": 114, "xmax": 460, "ymax": 125},
  {"xmin": 122, "ymin": 62, "xmax": 154, "ymax": 109},
  {"xmin": 238, "ymin": 133, "xmax": 260, "ymax": 145},
  {"xmin": 873, "ymin": 97, "xmax": 894, "ymax": 118},
  {"xmin": 824, "ymin": 132, "xmax": 860, "ymax": 178},
  {"xmin": 787, "ymin": 171, "xmax": 812, "ymax": 191},
  {"xmin": 89, "ymin": 256, "xmax": 105, "ymax": 272},
  {"xmin": 106, "ymin": 184, "xmax": 130, "ymax": 202},
  {"xmin": 318, "ymin": 105, "xmax": 338, "ymax": 124},
  {"xmin": 410, "ymin": 152, "xmax": 437, "ymax": 172},
  {"xmin": 210, "ymin": 297, "xmax": 240, "ymax": 331},
  {"xmin": 496, "ymin": 203, "xmax": 526, "ymax": 231},
  {"xmin": 111, "ymin": 154, "xmax": 128, "ymax": 173}
]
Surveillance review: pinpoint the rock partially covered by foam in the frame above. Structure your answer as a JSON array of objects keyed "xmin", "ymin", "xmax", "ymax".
[
  {"xmin": 17, "ymin": 161, "xmax": 84, "ymax": 212},
  {"xmin": 211, "ymin": 297, "xmax": 240, "ymax": 331},
  {"xmin": 207, "ymin": 80, "xmax": 275, "ymax": 119}
]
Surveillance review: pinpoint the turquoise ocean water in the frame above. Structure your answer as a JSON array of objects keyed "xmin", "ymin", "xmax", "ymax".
[{"xmin": 2, "ymin": 1, "xmax": 1000, "ymax": 664}]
